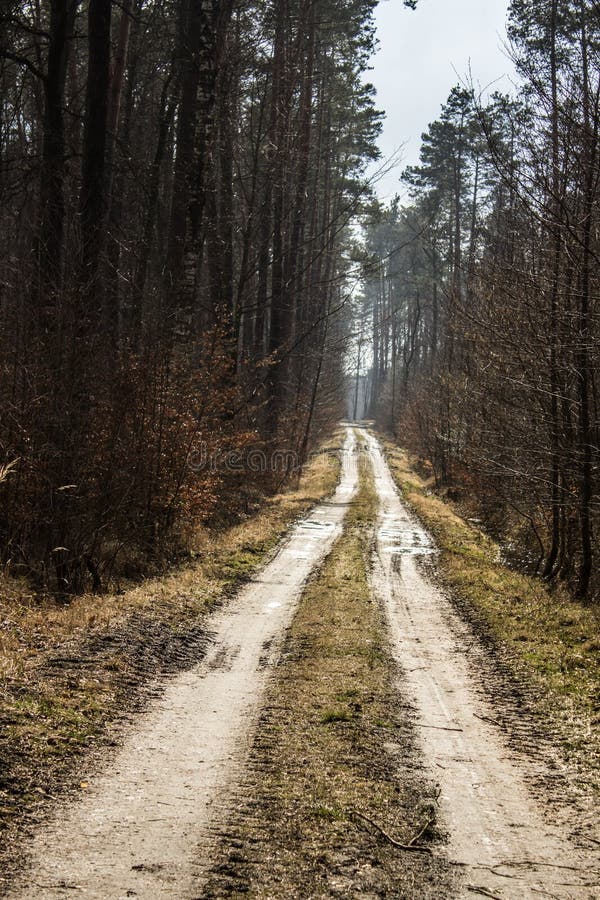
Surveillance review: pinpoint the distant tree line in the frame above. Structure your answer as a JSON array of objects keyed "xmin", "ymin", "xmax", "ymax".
[
  {"xmin": 361, "ymin": 0, "xmax": 600, "ymax": 600},
  {"xmin": 0, "ymin": 0, "xmax": 391, "ymax": 591}
]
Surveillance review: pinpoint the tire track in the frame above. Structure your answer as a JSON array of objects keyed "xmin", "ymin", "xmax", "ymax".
[
  {"xmin": 7, "ymin": 430, "xmax": 358, "ymax": 899},
  {"xmin": 366, "ymin": 431, "xmax": 600, "ymax": 900}
]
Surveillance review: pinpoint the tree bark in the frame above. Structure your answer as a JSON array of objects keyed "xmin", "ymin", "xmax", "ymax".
[
  {"xmin": 36, "ymin": 0, "xmax": 77, "ymax": 312},
  {"xmin": 80, "ymin": 0, "xmax": 112, "ymax": 323}
]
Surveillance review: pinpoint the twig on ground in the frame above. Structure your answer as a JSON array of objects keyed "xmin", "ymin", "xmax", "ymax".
[
  {"xmin": 473, "ymin": 864, "xmax": 519, "ymax": 880},
  {"xmin": 350, "ymin": 808, "xmax": 433, "ymax": 854},
  {"xmin": 420, "ymin": 724, "xmax": 463, "ymax": 732},
  {"xmin": 498, "ymin": 859, "xmax": 593, "ymax": 873},
  {"xmin": 467, "ymin": 885, "xmax": 503, "ymax": 899},
  {"xmin": 473, "ymin": 712, "xmax": 502, "ymax": 727},
  {"xmin": 530, "ymin": 887, "xmax": 562, "ymax": 899},
  {"xmin": 407, "ymin": 814, "xmax": 436, "ymax": 848}
]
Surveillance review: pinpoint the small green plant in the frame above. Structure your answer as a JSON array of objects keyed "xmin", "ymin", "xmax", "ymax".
[{"xmin": 320, "ymin": 708, "xmax": 351, "ymax": 724}]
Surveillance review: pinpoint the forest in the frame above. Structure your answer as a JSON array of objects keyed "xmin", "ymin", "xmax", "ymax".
[
  {"xmin": 2, "ymin": 1, "xmax": 600, "ymax": 895},
  {"xmin": 0, "ymin": 0, "xmax": 387, "ymax": 592},
  {"xmin": 1, "ymin": 0, "xmax": 599, "ymax": 605},
  {"xmin": 360, "ymin": 0, "xmax": 600, "ymax": 601}
]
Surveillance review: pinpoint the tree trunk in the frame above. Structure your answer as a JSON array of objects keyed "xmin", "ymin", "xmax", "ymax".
[
  {"xmin": 36, "ymin": 0, "xmax": 76, "ymax": 312},
  {"xmin": 80, "ymin": 0, "xmax": 112, "ymax": 323},
  {"xmin": 575, "ymin": 6, "xmax": 596, "ymax": 598},
  {"xmin": 543, "ymin": 0, "xmax": 562, "ymax": 580}
]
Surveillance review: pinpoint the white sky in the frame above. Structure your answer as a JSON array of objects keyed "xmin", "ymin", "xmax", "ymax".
[{"xmin": 367, "ymin": 0, "xmax": 515, "ymax": 200}]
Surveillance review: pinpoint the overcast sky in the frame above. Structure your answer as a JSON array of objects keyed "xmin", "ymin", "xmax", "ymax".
[{"xmin": 368, "ymin": 0, "xmax": 515, "ymax": 199}]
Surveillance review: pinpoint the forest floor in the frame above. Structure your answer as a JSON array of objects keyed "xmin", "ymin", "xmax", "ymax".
[{"xmin": 2, "ymin": 426, "xmax": 600, "ymax": 898}]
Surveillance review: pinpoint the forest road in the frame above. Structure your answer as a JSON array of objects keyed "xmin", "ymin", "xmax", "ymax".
[
  {"xmin": 365, "ymin": 430, "xmax": 600, "ymax": 900},
  {"xmin": 7, "ymin": 431, "xmax": 359, "ymax": 899},
  {"xmin": 7, "ymin": 428, "xmax": 600, "ymax": 899}
]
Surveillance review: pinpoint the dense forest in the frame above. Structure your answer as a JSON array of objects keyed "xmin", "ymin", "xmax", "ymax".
[
  {"xmin": 3, "ymin": 3, "xmax": 600, "ymax": 894},
  {"xmin": 360, "ymin": 0, "xmax": 600, "ymax": 599},
  {"xmin": 2, "ymin": 0, "xmax": 600, "ymax": 605},
  {"xmin": 0, "ymin": 0, "xmax": 395, "ymax": 591}
]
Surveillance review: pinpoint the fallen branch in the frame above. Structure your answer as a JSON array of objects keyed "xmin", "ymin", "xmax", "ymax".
[
  {"xmin": 350, "ymin": 808, "xmax": 433, "ymax": 854},
  {"xmin": 531, "ymin": 888, "xmax": 562, "ymax": 900},
  {"xmin": 473, "ymin": 712, "xmax": 502, "ymax": 728},
  {"xmin": 407, "ymin": 814, "xmax": 436, "ymax": 848},
  {"xmin": 467, "ymin": 885, "xmax": 503, "ymax": 900},
  {"xmin": 497, "ymin": 859, "xmax": 595, "ymax": 874},
  {"xmin": 420, "ymin": 724, "xmax": 463, "ymax": 732}
]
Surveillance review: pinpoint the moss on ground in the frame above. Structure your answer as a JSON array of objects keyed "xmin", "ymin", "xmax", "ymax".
[
  {"xmin": 201, "ymin": 449, "xmax": 453, "ymax": 898},
  {"xmin": 382, "ymin": 439, "xmax": 600, "ymax": 788}
]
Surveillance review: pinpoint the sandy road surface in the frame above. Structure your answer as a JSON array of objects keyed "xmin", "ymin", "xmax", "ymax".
[
  {"xmin": 365, "ymin": 431, "xmax": 600, "ymax": 899},
  {"xmin": 8, "ymin": 431, "xmax": 358, "ymax": 900},
  {"xmin": 8, "ymin": 428, "xmax": 600, "ymax": 900}
]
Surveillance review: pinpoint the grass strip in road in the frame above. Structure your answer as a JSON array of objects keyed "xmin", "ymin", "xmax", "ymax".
[
  {"xmin": 201, "ymin": 451, "xmax": 453, "ymax": 898},
  {"xmin": 382, "ymin": 439, "xmax": 600, "ymax": 791},
  {"xmin": 0, "ymin": 434, "xmax": 343, "ymax": 885}
]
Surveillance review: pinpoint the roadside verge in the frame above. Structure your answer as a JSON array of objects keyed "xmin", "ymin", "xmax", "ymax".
[
  {"xmin": 381, "ymin": 436, "xmax": 600, "ymax": 797},
  {"xmin": 0, "ymin": 433, "xmax": 342, "ymax": 887}
]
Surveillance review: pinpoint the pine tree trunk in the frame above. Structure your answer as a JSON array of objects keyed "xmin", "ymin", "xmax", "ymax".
[
  {"xmin": 80, "ymin": 0, "xmax": 112, "ymax": 326},
  {"xmin": 36, "ymin": 0, "xmax": 76, "ymax": 312}
]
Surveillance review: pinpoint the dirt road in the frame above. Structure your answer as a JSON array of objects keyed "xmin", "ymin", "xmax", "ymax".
[
  {"xmin": 7, "ymin": 427, "xmax": 600, "ymax": 899},
  {"xmin": 8, "ymin": 434, "xmax": 358, "ymax": 899},
  {"xmin": 366, "ymin": 431, "xmax": 600, "ymax": 899}
]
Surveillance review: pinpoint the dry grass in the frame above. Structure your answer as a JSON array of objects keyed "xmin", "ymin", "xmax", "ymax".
[
  {"xmin": 383, "ymin": 439, "xmax": 600, "ymax": 786},
  {"xmin": 0, "ymin": 433, "xmax": 342, "ymax": 684},
  {"xmin": 202, "ymin": 450, "xmax": 452, "ymax": 898},
  {"xmin": 0, "ymin": 432, "xmax": 343, "ymax": 876}
]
